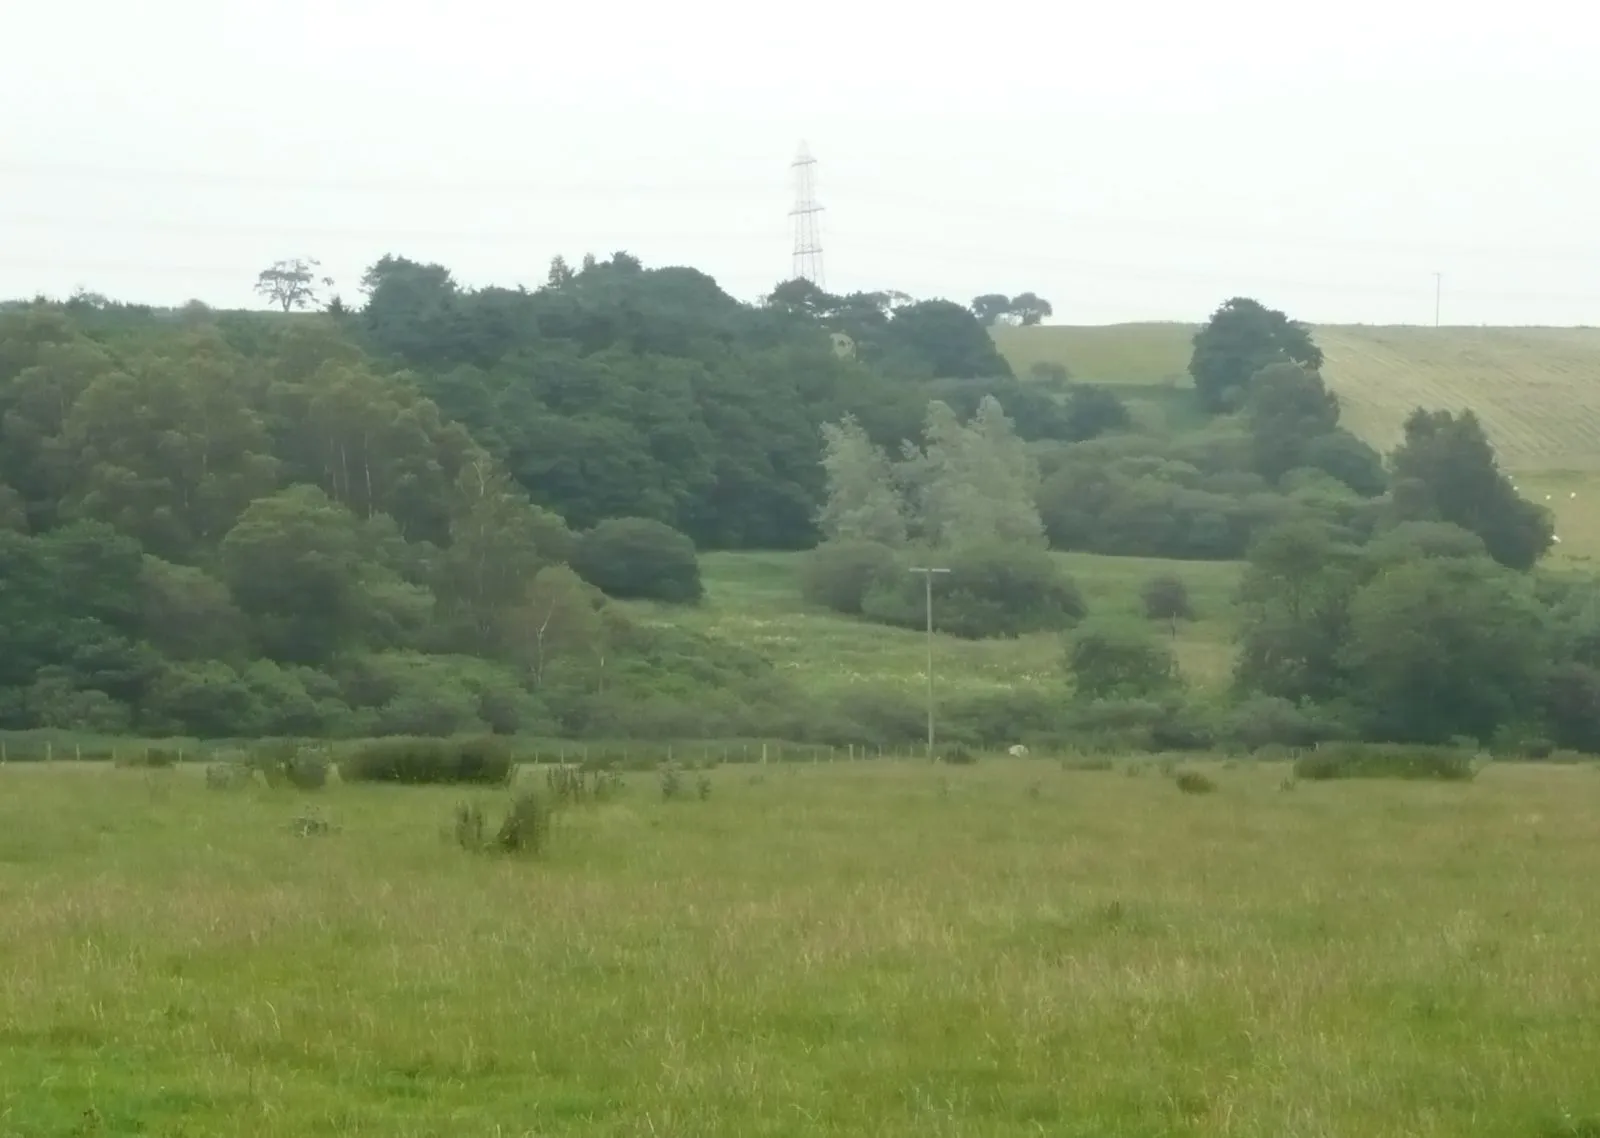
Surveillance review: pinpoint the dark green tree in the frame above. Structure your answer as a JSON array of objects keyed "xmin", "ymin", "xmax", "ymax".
[
  {"xmin": 1189, "ymin": 297, "xmax": 1323, "ymax": 413},
  {"xmin": 572, "ymin": 517, "xmax": 704, "ymax": 604},
  {"xmin": 1388, "ymin": 408, "xmax": 1552, "ymax": 570}
]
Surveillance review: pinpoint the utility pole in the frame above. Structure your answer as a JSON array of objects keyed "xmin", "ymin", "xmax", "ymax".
[
  {"xmin": 1434, "ymin": 272, "xmax": 1442, "ymax": 327},
  {"xmin": 908, "ymin": 566, "xmax": 950, "ymax": 758}
]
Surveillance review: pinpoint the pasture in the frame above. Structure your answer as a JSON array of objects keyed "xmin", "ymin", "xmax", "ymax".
[
  {"xmin": 624, "ymin": 550, "xmax": 1244, "ymax": 698},
  {"xmin": 3, "ymin": 758, "xmax": 1599, "ymax": 1136}
]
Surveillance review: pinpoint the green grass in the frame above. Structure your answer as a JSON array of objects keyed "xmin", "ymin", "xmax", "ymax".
[
  {"xmin": 4, "ymin": 759, "xmax": 1600, "ymax": 1136},
  {"xmin": 623, "ymin": 551, "xmax": 1242, "ymax": 697}
]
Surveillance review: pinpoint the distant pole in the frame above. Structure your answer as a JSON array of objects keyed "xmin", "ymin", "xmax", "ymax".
[
  {"xmin": 1434, "ymin": 272, "xmax": 1442, "ymax": 327},
  {"xmin": 909, "ymin": 566, "xmax": 951, "ymax": 757}
]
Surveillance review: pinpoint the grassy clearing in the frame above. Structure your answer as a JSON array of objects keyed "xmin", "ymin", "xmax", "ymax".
[
  {"xmin": 3, "ymin": 759, "xmax": 1599, "ymax": 1136},
  {"xmin": 624, "ymin": 550, "xmax": 1242, "ymax": 696}
]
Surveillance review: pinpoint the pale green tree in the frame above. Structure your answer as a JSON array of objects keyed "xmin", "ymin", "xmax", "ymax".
[
  {"xmin": 898, "ymin": 396, "xmax": 1044, "ymax": 551},
  {"xmin": 817, "ymin": 413, "xmax": 907, "ymax": 546}
]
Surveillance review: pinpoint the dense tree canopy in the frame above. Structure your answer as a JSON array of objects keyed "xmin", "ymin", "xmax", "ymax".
[{"xmin": 0, "ymin": 268, "xmax": 1587, "ymax": 752}]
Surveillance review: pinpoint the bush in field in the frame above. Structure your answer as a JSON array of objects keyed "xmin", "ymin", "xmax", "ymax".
[
  {"xmin": 1293, "ymin": 743, "xmax": 1477, "ymax": 782},
  {"xmin": 496, "ymin": 790, "xmax": 553, "ymax": 854},
  {"xmin": 1140, "ymin": 573, "xmax": 1194, "ymax": 621},
  {"xmin": 572, "ymin": 517, "xmax": 703, "ymax": 604},
  {"xmin": 862, "ymin": 545, "xmax": 1087, "ymax": 639},
  {"xmin": 342, "ymin": 735, "xmax": 514, "ymax": 785},
  {"xmin": 799, "ymin": 539, "xmax": 898, "ymax": 615},
  {"xmin": 1174, "ymin": 769, "xmax": 1217, "ymax": 794}
]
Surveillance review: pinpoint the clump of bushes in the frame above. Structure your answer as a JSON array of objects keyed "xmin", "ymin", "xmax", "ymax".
[
  {"xmin": 495, "ymin": 790, "xmax": 553, "ymax": 854},
  {"xmin": 937, "ymin": 744, "xmax": 977, "ymax": 765},
  {"xmin": 342, "ymin": 736, "xmax": 513, "ymax": 785},
  {"xmin": 1140, "ymin": 573, "xmax": 1194, "ymax": 622},
  {"xmin": 1293, "ymin": 743, "xmax": 1478, "ymax": 782},
  {"xmin": 453, "ymin": 790, "xmax": 554, "ymax": 856},
  {"xmin": 1174, "ymin": 769, "xmax": 1217, "ymax": 794},
  {"xmin": 545, "ymin": 764, "xmax": 623, "ymax": 804},
  {"xmin": 248, "ymin": 743, "xmax": 330, "ymax": 790}
]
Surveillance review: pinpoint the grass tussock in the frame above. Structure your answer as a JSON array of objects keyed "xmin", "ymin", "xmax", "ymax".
[{"xmin": 1173, "ymin": 769, "xmax": 1217, "ymax": 794}]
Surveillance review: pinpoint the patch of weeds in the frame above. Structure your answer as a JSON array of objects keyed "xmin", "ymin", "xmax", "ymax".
[
  {"xmin": 289, "ymin": 809, "xmax": 337, "ymax": 837},
  {"xmin": 937, "ymin": 745, "xmax": 977, "ymax": 766},
  {"xmin": 1279, "ymin": 775, "xmax": 1298, "ymax": 792},
  {"xmin": 495, "ymin": 790, "xmax": 552, "ymax": 856},
  {"xmin": 1025, "ymin": 781, "xmax": 1042, "ymax": 800},
  {"xmin": 1174, "ymin": 770, "xmax": 1216, "ymax": 795},
  {"xmin": 1294, "ymin": 743, "xmax": 1478, "ymax": 782},
  {"xmin": 453, "ymin": 802, "xmax": 487, "ymax": 851},
  {"xmin": 249, "ymin": 745, "xmax": 329, "ymax": 791},
  {"xmin": 660, "ymin": 764, "xmax": 684, "ymax": 801},
  {"xmin": 696, "ymin": 775, "xmax": 712, "ymax": 801}
]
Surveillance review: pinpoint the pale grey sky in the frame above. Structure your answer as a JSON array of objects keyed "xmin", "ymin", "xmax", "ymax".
[{"xmin": 4, "ymin": 0, "xmax": 1597, "ymax": 325}]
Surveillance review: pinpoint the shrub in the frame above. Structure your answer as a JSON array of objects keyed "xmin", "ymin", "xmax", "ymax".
[
  {"xmin": 572, "ymin": 517, "xmax": 703, "ymax": 604},
  {"xmin": 1222, "ymin": 696, "xmax": 1354, "ymax": 752},
  {"xmin": 1293, "ymin": 743, "xmax": 1477, "ymax": 782},
  {"xmin": 1140, "ymin": 574, "xmax": 1194, "ymax": 621},
  {"xmin": 660, "ymin": 764, "xmax": 684, "ymax": 800},
  {"xmin": 1066, "ymin": 623, "xmax": 1181, "ymax": 701},
  {"xmin": 116, "ymin": 747, "xmax": 180, "ymax": 769},
  {"xmin": 862, "ymin": 545, "xmax": 1087, "ymax": 639},
  {"xmin": 341, "ymin": 735, "xmax": 514, "ymax": 785},
  {"xmin": 285, "ymin": 752, "xmax": 329, "ymax": 790},
  {"xmin": 1174, "ymin": 769, "xmax": 1216, "ymax": 794},
  {"xmin": 495, "ymin": 790, "xmax": 552, "ymax": 855},
  {"xmin": 454, "ymin": 801, "xmax": 488, "ymax": 850},
  {"xmin": 937, "ymin": 744, "xmax": 977, "ymax": 765},
  {"xmin": 799, "ymin": 540, "xmax": 898, "ymax": 615}
]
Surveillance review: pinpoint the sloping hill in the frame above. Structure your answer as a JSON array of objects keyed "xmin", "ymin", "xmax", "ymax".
[
  {"xmin": 993, "ymin": 323, "xmax": 1600, "ymax": 473},
  {"xmin": 994, "ymin": 323, "xmax": 1600, "ymax": 566}
]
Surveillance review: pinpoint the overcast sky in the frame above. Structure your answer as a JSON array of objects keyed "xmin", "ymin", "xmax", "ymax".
[{"xmin": 3, "ymin": 0, "xmax": 1597, "ymax": 325}]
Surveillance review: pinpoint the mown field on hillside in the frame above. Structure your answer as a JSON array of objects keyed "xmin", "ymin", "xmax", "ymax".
[
  {"xmin": 3, "ymin": 759, "xmax": 1598, "ymax": 1137},
  {"xmin": 993, "ymin": 323, "xmax": 1600, "ymax": 565},
  {"xmin": 624, "ymin": 550, "xmax": 1242, "ymax": 700}
]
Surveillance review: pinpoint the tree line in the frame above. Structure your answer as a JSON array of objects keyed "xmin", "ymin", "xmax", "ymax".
[{"xmin": 0, "ymin": 264, "xmax": 1589, "ymax": 752}]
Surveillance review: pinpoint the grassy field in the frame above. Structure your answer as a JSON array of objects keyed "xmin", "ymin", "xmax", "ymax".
[
  {"xmin": 3, "ymin": 759, "xmax": 1599, "ymax": 1136},
  {"xmin": 993, "ymin": 323, "xmax": 1600, "ymax": 564},
  {"xmin": 624, "ymin": 551, "xmax": 1243, "ymax": 698}
]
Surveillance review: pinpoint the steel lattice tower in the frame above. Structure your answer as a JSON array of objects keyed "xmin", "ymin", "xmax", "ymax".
[{"xmin": 789, "ymin": 142, "xmax": 825, "ymax": 289}]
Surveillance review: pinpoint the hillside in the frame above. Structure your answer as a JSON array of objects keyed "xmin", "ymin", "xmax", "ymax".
[
  {"xmin": 993, "ymin": 322, "xmax": 1600, "ymax": 565},
  {"xmin": 623, "ymin": 550, "xmax": 1242, "ymax": 699}
]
